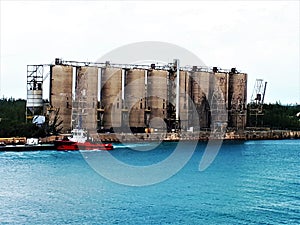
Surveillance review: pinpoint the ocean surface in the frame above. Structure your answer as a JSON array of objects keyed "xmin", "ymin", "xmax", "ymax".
[{"xmin": 0, "ymin": 140, "xmax": 299, "ymax": 224}]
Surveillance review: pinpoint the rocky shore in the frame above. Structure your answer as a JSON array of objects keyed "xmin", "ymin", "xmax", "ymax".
[{"xmin": 86, "ymin": 129, "xmax": 300, "ymax": 143}]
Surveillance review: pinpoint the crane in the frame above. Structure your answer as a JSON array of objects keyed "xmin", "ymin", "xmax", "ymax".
[{"xmin": 249, "ymin": 79, "xmax": 267, "ymax": 127}]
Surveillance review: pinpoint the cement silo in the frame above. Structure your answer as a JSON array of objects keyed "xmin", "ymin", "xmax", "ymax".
[
  {"xmin": 124, "ymin": 69, "xmax": 146, "ymax": 131},
  {"xmin": 209, "ymin": 72, "xmax": 229, "ymax": 127},
  {"xmin": 73, "ymin": 66, "xmax": 98, "ymax": 131},
  {"xmin": 214, "ymin": 72, "xmax": 229, "ymax": 107},
  {"xmin": 190, "ymin": 71, "xmax": 212, "ymax": 129},
  {"xmin": 147, "ymin": 70, "xmax": 168, "ymax": 130},
  {"xmin": 101, "ymin": 67, "xmax": 122, "ymax": 130},
  {"xmin": 228, "ymin": 70, "xmax": 247, "ymax": 129},
  {"xmin": 50, "ymin": 65, "xmax": 73, "ymax": 132}
]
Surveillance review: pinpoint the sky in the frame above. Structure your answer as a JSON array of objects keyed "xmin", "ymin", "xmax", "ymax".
[{"xmin": 0, "ymin": 0, "xmax": 299, "ymax": 104}]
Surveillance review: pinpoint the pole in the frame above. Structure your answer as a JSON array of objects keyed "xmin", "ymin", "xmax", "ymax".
[
  {"xmin": 175, "ymin": 59, "xmax": 180, "ymax": 121},
  {"xmin": 262, "ymin": 81, "xmax": 267, "ymax": 104}
]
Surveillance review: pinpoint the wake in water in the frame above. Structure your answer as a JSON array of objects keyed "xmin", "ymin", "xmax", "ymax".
[
  {"xmin": 113, "ymin": 142, "xmax": 162, "ymax": 151},
  {"xmin": 0, "ymin": 150, "xmax": 63, "ymax": 159}
]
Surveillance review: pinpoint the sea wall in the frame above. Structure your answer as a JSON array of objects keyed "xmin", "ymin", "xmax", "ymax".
[{"xmin": 90, "ymin": 130, "xmax": 300, "ymax": 142}]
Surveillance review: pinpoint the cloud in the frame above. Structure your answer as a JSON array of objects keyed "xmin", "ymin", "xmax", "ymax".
[{"xmin": 0, "ymin": 1, "xmax": 299, "ymax": 104}]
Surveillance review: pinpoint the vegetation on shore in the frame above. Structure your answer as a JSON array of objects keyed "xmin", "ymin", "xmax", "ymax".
[
  {"xmin": 0, "ymin": 98, "xmax": 62, "ymax": 138},
  {"xmin": 247, "ymin": 102, "xmax": 300, "ymax": 130},
  {"xmin": 0, "ymin": 98, "xmax": 299, "ymax": 138}
]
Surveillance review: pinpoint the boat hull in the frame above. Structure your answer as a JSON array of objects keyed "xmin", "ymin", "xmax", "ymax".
[{"xmin": 54, "ymin": 140, "xmax": 113, "ymax": 151}]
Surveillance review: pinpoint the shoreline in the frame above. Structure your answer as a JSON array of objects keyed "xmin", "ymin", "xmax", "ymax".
[
  {"xmin": 86, "ymin": 129, "xmax": 300, "ymax": 142},
  {"xmin": 0, "ymin": 130, "xmax": 298, "ymax": 152}
]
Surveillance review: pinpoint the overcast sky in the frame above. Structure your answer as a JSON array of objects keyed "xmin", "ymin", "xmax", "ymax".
[{"xmin": 0, "ymin": 1, "xmax": 299, "ymax": 104}]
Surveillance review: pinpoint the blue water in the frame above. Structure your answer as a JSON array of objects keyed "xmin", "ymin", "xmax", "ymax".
[{"xmin": 0, "ymin": 140, "xmax": 299, "ymax": 224}]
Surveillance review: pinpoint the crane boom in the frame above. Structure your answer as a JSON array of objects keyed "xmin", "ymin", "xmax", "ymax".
[{"xmin": 261, "ymin": 82, "xmax": 267, "ymax": 104}]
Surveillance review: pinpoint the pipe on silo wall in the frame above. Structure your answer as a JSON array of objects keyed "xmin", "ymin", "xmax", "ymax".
[
  {"xmin": 97, "ymin": 67, "xmax": 102, "ymax": 102},
  {"xmin": 72, "ymin": 66, "xmax": 77, "ymax": 105},
  {"xmin": 175, "ymin": 59, "xmax": 180, "ymax": 121},
  {"xmin": 179, "ymin": 71, "xmax": 191, "ymax": 131}
]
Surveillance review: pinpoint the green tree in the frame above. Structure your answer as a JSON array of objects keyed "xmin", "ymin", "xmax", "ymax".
[{"xmin": 247, "ymin": 103, "xmax": 300, "ymax": 130}]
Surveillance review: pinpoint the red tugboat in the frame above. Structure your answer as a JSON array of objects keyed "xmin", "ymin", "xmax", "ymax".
[{"xmin": 54, "ymin": 129, "xmax": 113, "ymax": 151}]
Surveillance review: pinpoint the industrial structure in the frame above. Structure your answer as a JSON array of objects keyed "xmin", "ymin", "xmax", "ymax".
[
  {"xmin": 26, "ymin": 58, "xmax": 247, "ymax": 134},
  {"xmin": 248, "ymin": 79, "xmax": 267, "ymax": 127}
]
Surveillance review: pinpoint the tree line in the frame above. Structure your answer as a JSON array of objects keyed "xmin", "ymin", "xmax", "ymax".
[
  {"xmin": 0, "ymin": 98, "xmax": 62, "ymax": 138},
  {"xmin": 0, "ymin": 98, "xmax": 299, "ymax": 138},
  {"xmin": 247, "ymin": 102, "xmax": 300, "ymax": 130}
]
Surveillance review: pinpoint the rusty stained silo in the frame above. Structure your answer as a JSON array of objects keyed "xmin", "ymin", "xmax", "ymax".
[
  {"xmin": 190, "ymin": 71, "xmax": 213, "ymax": 130},
  {"xmin": 101, "ymin": 67, "xmax": 122, "ymax": 130},
  {"xmin": 214, "ymin": 72, "xmax": 229, "ymax": 107},
  {"xmin": 147, "ymin": 70, "xmax": 168, "ymax": 130},
  {"xmin": 50, "ymin": 65, "xmax": 73, "ymax": 132},
  {"xmin": 124, "ymin": 69, "xmax": 146, "ymax": 131},
  {"xmin": 209, "ymin": 72, "xmax": 229, "ymax": 126},
  {"xmin": 178, "ymin": 71, "xmax": 191, "ymax": 131},
  {"xmin": 73, "ymin": 66, "xmax": 98, "ymax": 131},
  {"xmin": 228, "ymin": 71, "xmax": 247, "ymax": 129}
]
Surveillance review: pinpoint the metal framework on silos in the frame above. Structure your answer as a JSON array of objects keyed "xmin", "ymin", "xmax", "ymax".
[{"xmin": 26, "ymin": 58, "xmax": 248, "ymax": 133}]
